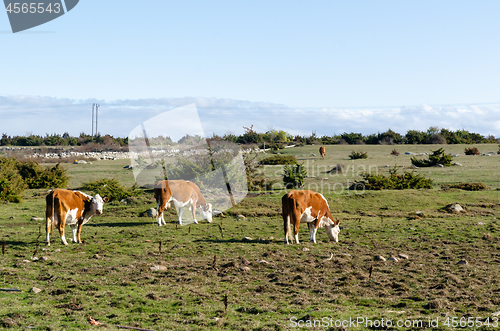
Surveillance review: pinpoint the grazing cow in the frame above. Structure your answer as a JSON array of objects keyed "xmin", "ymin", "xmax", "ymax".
[
  {"xmin": 154, "ymin": 179, "xmax": 212, "ymax": 226},
  {"xmin": 319, "ymin": 146, "xmax": 326, "ymax": 159},
  {"xmin": 282, "ymin": 190, "xmax": 340, "ymax": 244},
  {"xmin": 45, "ymin": 189, "xmax": 108, "ymax": 246}
]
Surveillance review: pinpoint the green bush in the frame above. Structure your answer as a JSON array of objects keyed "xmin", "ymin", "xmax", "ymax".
[
  {"xmin": 82, "ymin": 178, "xmax": 139, "ymax": 202},
  {"xmin": 411, "ymin": 148, "xmax": 453, "ymax": 167},
  {"xmin": 260, "ymin": 154, "xmax": 297, "ymax": 165},
  {"xmin": 351, "ymin": 167, "xmax": 433, "ymax": 190},
  {"xmin": 0, "ymin": 157, "xmax": 28, "ymax": 202},
  {"xmin": 349, "ymin": 151, "xmax": 368, "ymax": 159},
  {"xmin": 283, "ymin": 163, "xmax": 307, "ymax": 189},
  {"xmin": 17, "ymin": 161, "xmax": 69, "ymax": 188}
]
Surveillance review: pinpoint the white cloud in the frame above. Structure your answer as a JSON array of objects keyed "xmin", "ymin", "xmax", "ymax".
[{"xmin": 0, "ymin": 94, "xmax": 499, "ymax": 138}]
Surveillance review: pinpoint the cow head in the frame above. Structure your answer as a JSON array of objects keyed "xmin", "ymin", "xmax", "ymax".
[
  {"xmin": 325, "ymin": 219, "xmax": 340, "ymax": 242},
  {"xmin": 200, "ymin": 202, "xmax": 213, "ymax": 223},
  {"xmin": 90, "ymin": 194, "xmax": 109, "ymax": 215}
]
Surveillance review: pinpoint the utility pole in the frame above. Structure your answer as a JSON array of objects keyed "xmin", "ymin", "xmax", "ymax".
[
  {"xmin": 91, "ymin": 104, "xmax": 95, "ymax": 136},
  {"xmin": 95, "ymin": 104, "xmax": 99, "ymax": 137}
]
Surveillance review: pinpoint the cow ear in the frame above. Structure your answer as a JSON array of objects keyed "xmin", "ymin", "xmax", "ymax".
[
  {"xmin": 103, "ymin": 197, "xmax": 109, "ymax": 203},
  {"xmin": 335, "ymin": 219, "xmax": 340, "ymax": 226}
]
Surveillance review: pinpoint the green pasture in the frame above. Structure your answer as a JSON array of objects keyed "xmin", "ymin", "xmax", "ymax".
[{"xmin": 0, "ymin": 144, "xmax": 499, "ymax": 330}]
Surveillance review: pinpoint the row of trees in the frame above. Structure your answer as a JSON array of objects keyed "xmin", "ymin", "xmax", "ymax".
[
  {"xmin": 1, "ymin": 127, "xmax": 497, "ymax": 148},
  {"xmin": 0, "ymin": 133, "xmax": 128, "ymax": 147},
  {"xmin": 221, "ymin": 126, "xmax": 497, "ymax": 146}
]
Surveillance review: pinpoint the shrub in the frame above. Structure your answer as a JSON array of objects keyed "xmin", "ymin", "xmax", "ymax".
[
  {"xmin": 442, "ymin": 182, "xmax": 487, "ymax": 191},
  {"xmin": 245, "ymin": 152, "xmax": 277, "ymax": 191},
  {"xmin": 82, "ymin": 178, "xmax": 139, "ymax": 202},
  {"xmin": 349, "ymin": 151, "xmax": 368, "ymax": 159},
  {"xmin": 411, "ymin": 148, "xmax": 452, "ymax": 167},
  {"xmin": 464, "ymin": 147, "xmax": 480, "ymax": 155},
  {"xmin": 17, "ymin": 161, "xmax": 69, "ymax": 188},
  {"xmin": 351, "ymin": 167, "xmax": 433, "ymax": 190},
  {"xmin": 260, "ymin": 154, "xmax": 297, "ymax": 165},
  {"xmin": 0, "ymin": 158, "xmax": 27, "ymax": 202},
  {"xmin": 283, "ymin": 163, "xmax": 307, "ymax": 189}
]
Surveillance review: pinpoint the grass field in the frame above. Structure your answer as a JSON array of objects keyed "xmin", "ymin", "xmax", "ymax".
[{"xmin": 1, "ymin": 144, "xmax": 499, "ymax": 330}]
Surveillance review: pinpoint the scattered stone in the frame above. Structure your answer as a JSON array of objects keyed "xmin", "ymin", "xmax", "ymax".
[
  {"xmin": 492, "ymin": 311, "xmax": 500, "ymax": 317},
  {"xmin": 269, "ymin": 237, "xmax": 275, "ymax": 240},
  {"xmin": 39, "ymin": 256, "xmax": 48, "ymax": 261},
  {"xmin": 31, "ymin": 257, "xmax": 39, "ymax": 261},
  {"xmin": 120, "ymin": 199, "xmax": 128, "ymax": 205},
  {"xmin": 409, "ymin": 228, "xmax": 416, "ymax": 231},
  {"xmin": 30, "ymin": 287, "xmax": 42, "ymax": 294},
  {"xmin": 478, "ymin": 222, "xmax": 485, "ymax": 225},
  {"xmin": 243, "ymin": 237, "xmax": 253, "ymax": 241},
  {"xmin": 123, "ymin": 165, "xmax": 133, "ymax": 169},
  {"xmin": 482, "ymin": 233, "xmax": 494, "ymax": 241},
  {"xmin": 146, "ymin": 293, "xmax": 160, "ymax": 300},
  {"xmin": 31, "ymin": 217, "xmax": 43, "ymax": 221},
  {"xmin": 240, "ymin": 266, "xmax": 251, "ymax": 272},
  {"xmin": 388, "ymin": 256, "xmax": 399, "ymax": 262},
  {"xmin": 236, "ymin": 215, "xmax": 246, "ymax": 221},
  {"xmin": 92, "ymin": 254, "xmax": 100, "ymax": 259},
  {"xmin": 74, "ymin": 160, "xmax": 87, "ymax": 164},
  {"xmin": 241, "ymin": 258, "xmax": 251, "ymax": 265},
  {"xmin": 172, "ymin": 245, "xmax": 181, "ymax": 249},
  {"xmin": 457, "ymin": 259, "xmax": 468, "ymax": 265},
  {"xmin": 374, "ymin": 255, "xmax": 386, "ymax": 261},
  {"xmin": 340, "ymin": 253, "xmax": 351, "ymax": 257},
  {"xmin": 146, "ymin": 208, "xmax": 157, "ymax": 218},
  {"xmin": 256, "ymin": 259, "xmax": 270, "ymax": 264},
  {"xmin": 452, "ymin": 162, "xmax": 463, "ymax": 166},
  {"xmin": 150, "ymin": 265, "xmax": 168, "ymax": 272},
  {"xmin": 398, "ymin": 254, "xmax": 409, "ymax": 260},
  {"xmin": 444, "ymin": 203, "xmax": 465, "ymax": 213},
  {"xmin": 54, "ymin": 249, "xmax": 61, "ymax": 253}
]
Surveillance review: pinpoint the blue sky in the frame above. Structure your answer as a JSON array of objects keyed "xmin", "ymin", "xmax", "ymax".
[{"xmin": 1, "ymin": 1, "xmax": 500, "ymax": 138}]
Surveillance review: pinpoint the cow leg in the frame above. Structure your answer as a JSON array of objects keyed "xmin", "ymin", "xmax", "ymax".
[
  {"xmin": 308, "ymin": 223, "xmax": 318, "ymax": 244},
  {"xmin": 156, "ymin": 200, "xmax": 163, "ymax": 226},
  {"xmin": 70, "ymin": 224, "xmax": 78, "ymax": 243},
  {"xmin": 177, "ymin": 207, "xmax": 183, "ymax": 225},
  {"xmin": 293, "ymin": 211, "xmax": 301, "ymax": 244},
  {"xmin": 190, "ymin": 204, "xmax": 198, "ymax": 224},
  {"xmin": 76, "ymin": 222, "xmax": 83, "ymax": 243},
  {"xmin": 58, "ymin": 213, "xmax": 68, "ymax": 245}
]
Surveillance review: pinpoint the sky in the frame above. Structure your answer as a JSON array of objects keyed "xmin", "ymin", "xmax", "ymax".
[{"xmin": 1, "ymin": 1, "xmax": 500, "ymax": 138}]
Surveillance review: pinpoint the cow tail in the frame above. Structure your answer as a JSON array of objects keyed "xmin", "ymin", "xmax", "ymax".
[
  {"xmin": 51, "ymin": 191, "xmax": 55, "ymax": 230},
  {"xmin": 286, "ymin": 216, "xmax": 294, "ymax": 243}
]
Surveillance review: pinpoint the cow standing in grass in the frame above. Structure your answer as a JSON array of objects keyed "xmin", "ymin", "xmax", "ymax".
[
  {"xmin": 154, "ymin": 179, "xmax": 212, "ymax": 226},
  {"xmin": 319, "ymin": 146, "xmax": 326, "ymax": 159},
  {"xmin": 282, "ymin": 190, "xmax": 340, "ymax": 244},
  {"xmin": 45, "ymin": 189, "xmax": 108, "ymax": 246}
]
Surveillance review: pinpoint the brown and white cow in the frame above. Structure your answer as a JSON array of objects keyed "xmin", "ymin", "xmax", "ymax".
[
  {"xmin": 45, "ymin": 189, "xmax": 108, "ymax": 246},
  {"xmin": 282, "ymin": 190, "xmax": 340, "ymax": 244},
  {"xmin": 154, "ymin": 179, "xmax": 212, "ymax": 226},
  {"xmin": 319, "ymin": 146, "xmax": 326, "ymax": 159}
]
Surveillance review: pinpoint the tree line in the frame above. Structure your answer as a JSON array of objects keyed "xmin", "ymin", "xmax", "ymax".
[{"xmin": 1, "ymin": 126, "xmax": 497, "ymax": 148}]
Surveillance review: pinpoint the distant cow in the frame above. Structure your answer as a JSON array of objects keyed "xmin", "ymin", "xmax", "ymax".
[
  {"xmin": 319, "ymin": 146, "xmax": 326, "ymax": 159},
  {"xmin": 282, "ymin": 190, "xmax": 340, "ymax": 244},
  {"xmin": 45, "ymin": 189, "xmax": 108, "ymax": 246},
  {"xmin": 154, "ymin": 179, "xmax": 212, "ymax": 226}
]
